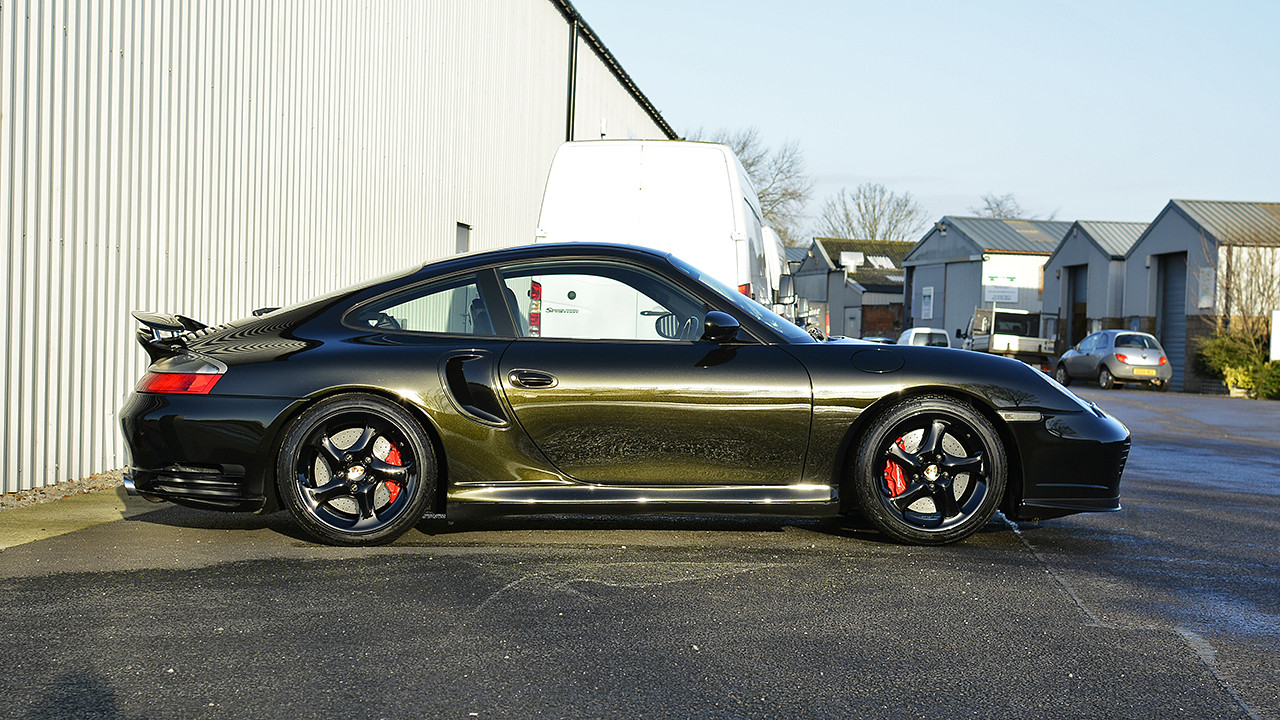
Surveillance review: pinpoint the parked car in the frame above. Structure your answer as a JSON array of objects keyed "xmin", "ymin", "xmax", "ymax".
[
  {"xmin": 898, "ymin": 327, "xmax": 951, "ymax": 348},
  {"xmin": 121, "ymin": 243, "xmax": 1129, "ymax": 547},
  {"xmin": 1054, "ymin": 330, "xmax": 1172, "ymax": 391}
]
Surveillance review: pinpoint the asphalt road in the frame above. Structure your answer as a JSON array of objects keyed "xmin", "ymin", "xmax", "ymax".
[{"xmin": 0, "ymin": 388, "xmax": 1277, "ymax": 719}]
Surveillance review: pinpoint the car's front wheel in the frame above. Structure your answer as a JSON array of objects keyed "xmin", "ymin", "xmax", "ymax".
[
  {"xmin": 852, "ymin": 395, "xmax": 1007, "ymax": 545},
  {"xmin": 277, "ymin": 394, "xmax": 437, "ymax": 546}
]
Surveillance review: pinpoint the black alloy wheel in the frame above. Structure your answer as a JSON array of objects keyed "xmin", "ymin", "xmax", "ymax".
[
  {"xmin": 1054, "ymin": 364, "xmax": 1071, "ymax": 386},
  {"xmin": 853, "ymin": 395, "xmax": 1007, "ymax": 545},
  {"xmin": 1098, "ymin": 367, "xmax": 1115, "ymax": 390},
  {"xmin": 277, "ymin": 394, "xmax": 436, "ymax": 546}
]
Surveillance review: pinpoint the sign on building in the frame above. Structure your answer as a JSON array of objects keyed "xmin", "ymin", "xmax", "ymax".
[{"xmin": 984, "ymin": 285, "xmax": 1019, "ymax": 303}]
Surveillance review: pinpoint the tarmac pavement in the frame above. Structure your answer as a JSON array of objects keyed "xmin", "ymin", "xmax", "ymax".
[{"xmin": 0, "ymin": 387, "xmax": 1276, "ymax": 719}]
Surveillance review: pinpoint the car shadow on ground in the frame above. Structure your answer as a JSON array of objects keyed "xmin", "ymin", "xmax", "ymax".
[{"xmin": 124, "ymin": 501, "xmax": 1014, "ymax": 547}]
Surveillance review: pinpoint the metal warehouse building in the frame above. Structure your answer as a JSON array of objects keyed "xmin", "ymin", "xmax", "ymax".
[
  {"xmin": 902, "ymin": 217, "xmax": 1070, "ymax": 339},
  {"xmin": 1, "ymin": 0, "xmax": 675, "ymax": 494}
]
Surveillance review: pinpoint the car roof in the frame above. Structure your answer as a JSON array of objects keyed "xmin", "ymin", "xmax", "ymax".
[{"xmin": 419, "ymin": 242, "xmax": 672, "ymax": 274}]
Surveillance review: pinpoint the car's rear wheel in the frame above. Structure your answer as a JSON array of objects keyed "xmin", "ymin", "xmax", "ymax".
[
  {"xmin": 1155, "ymin": 379, "xmax": 1171, "ymax": 392},
  {"xmin": 853, "ymin": 395, "xmax": 1007, "ymax": 545},
  {"xmin": 1098, "ymin": 367, "xmax": 1115, "ymax": 390},
  {"xmin": 1054, "ymin": 364, "xmax": 1071, "ymax": 386},
  {"xmin": 277, "ymin": 394, "xmax": 436, "ymax": 546}
]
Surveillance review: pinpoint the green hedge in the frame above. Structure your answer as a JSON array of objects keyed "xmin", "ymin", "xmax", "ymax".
[{"xmin": 1197, "ymin": 332, "xmax": 1278, "ymax": 399}]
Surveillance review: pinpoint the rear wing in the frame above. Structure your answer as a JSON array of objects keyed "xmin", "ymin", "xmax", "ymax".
[{"xmin": 132, "ymin": 311, "xmax": 208, "ymax": 362}]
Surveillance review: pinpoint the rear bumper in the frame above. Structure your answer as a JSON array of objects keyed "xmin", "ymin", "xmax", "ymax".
[
  {"xmin": 119, "ymin": 391, "xmax": 300, "ymax": 513},
  {"xmin": 1006, "ymin": 405, "xmax": 1130, "ymax": 521},
  {"xmin": 1108, "ymin": 360, "xmax": 1173, "ymax": 384}
]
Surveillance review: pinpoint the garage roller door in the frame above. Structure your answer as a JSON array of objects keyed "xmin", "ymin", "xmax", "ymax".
[{"xmin": 1159, "ymin": 253, "xmax": 1187, "ymax": 392}]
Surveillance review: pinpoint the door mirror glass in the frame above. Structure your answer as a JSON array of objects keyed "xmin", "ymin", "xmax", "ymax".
[
  {"xmin": 654, "ymin": 312, "xmax": 681, "ymax": 339},
  {"xmin": 774, "ymin": 274, "xmax": 795, "ymax": 306}
]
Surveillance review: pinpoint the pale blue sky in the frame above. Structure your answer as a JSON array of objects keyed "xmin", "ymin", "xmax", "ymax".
[{"xmin": 570, "ymin": 0, "xmax": 1280, "ymax": 232}]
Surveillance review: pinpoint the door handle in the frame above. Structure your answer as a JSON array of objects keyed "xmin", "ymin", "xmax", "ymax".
[{"xmin": 508, "ymin": 369, "xmax": 558, "ymax": 389}]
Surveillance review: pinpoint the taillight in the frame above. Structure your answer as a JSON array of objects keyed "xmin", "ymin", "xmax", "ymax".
[
  {"xmin": 737, "ymin": 283, "xmax": 752, "ymax": 296},
  {"xmin": 1158, "ymin": 356, "xmax": 1167, "ymax": 366},
  {"xmin": 528, "ymin": 280, "xmax": 542, "ymax": 338},
  {"xmin": 1115, "ymin": 353, "xmax": 1129, "ymax": 364},
  {"xmin": 137, "ymin": 372, "xmax": 222, "ymax": 394}
]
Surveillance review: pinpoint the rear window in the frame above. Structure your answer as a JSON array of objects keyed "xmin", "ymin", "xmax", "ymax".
[{"xmin": 1115, "ymin": 333, "xmax": 1159, "ymax": 350}]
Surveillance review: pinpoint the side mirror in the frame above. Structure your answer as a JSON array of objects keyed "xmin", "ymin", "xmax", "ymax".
[
  {"xmin": 702, "ymin": 311, "xmax": 741, "ymax": 343},
  {"xmin": 955, "ymin": 328, "xmax": 963, "ymax": 339},
  {"xmin": 774, "ymin": 274, "xmax": 796, "ymax": 306}
]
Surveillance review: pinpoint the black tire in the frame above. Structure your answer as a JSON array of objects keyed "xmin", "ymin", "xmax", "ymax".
[
  {"xmin": 852, "ymin": 395, "xmax": 1007, "ymax": 545},
  {"xmin": 1155, "ymin": 379, "xmax": 1171, "ymax": 392},
  {"xmin": 277, "ymin": 394, "xmax": 436, "ymax": 546},
  {"xmin": 1098, "ymin": 367, "xmax": 1115, "ymax": 390},
  {"xmin": 1054, "ymin": 364, "xmax": 1071, "ymax": 386}
]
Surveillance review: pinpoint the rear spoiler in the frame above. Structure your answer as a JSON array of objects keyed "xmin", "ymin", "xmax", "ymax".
[{"xmin": 132, "ymin": 311, "xmax": 208, "ymax": 362}]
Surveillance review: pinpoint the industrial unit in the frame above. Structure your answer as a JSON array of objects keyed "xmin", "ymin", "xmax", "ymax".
[{"xmin": 1, "ymin": 0, "xmax": 675, "ymax": 493}]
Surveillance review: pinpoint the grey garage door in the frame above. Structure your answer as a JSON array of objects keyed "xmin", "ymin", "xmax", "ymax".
[{"xmin": 1159, "ymin": 253, "xmax": 1187, "ymax": 391}]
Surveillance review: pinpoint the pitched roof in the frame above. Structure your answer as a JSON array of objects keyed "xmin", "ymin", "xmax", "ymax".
[
  {"xmin": 1171, "ymin": 200, "xmax": 1280, "ymax": 247},
  {"xmin": 941, "ymin": 217, "xmax": 1072, "ymax": 255},
  {"xmin": 812, "ymin": 237, "xmax": 914, "ymax": 267},
  {"xmin": 848, "ymin": 265, "xmax": 908, "ymax": 294},
  {"xmin": 810, "ymin": 237, "xmax": 912, "ymax": 294},
  {"xmin": 1075, "ymin": 220, "xmax": 1149, "ymax": 258}
]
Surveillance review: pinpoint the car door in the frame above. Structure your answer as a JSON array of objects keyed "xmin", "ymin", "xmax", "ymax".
[
  {"xmin": 494, "ymin": 258, "xmax": 812, "ymax": 486},
  {"xmin": 1087, "ymin": 333, "xmax": 1113, "ymax": 375},
  {"xmin": 1066, "ymin": 333, "xmax": 1098, "ymax": 377}
]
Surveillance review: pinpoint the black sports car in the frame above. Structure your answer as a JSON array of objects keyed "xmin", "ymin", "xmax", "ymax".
[{"xmin": 120, "ymin": 243, "xmax": 1129, "ymax": 546}]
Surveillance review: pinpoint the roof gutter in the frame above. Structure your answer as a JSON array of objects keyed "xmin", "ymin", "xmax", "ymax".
[{"xmin": 551, "ymin": 0, "xmax": 679, "ymax": 140}]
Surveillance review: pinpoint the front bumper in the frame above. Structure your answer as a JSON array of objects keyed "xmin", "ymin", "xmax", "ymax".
[
  {"xmin": 1005, "ymin": 404, "xmax": 1130, "ymax": 521},
  {"xmin": 120, "ymin": 391, "xmax": 300, "ymax": 512}
]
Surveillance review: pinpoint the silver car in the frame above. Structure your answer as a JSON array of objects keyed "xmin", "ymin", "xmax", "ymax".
[{"xmin": 1054, "ymin": 329, "xmax": 1173, "ymax": 391}]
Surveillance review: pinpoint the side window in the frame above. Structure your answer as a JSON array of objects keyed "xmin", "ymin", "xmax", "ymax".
[
  {"xmin": 1079, "ymin": 333, "xmax": 1100, "ymax": 352},
  {"xmin": 498, "ymin": 260, "xmax": 706, "ymax": 341},
  {"xmin": 351, "ymin": 273, "xmax": 495, "ymax": 335}
]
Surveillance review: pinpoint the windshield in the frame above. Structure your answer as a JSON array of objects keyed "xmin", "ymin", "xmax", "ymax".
[{"xmin": 667, "ymin": 254, "xmax": 814, "ymax": 344}]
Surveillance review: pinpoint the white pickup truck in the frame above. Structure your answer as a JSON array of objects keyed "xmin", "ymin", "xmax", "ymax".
[{"xmin": 960, "ymin": 307, "xmax": 1055, "ymax": 372}]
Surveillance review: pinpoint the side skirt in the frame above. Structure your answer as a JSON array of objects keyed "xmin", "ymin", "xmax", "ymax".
[{"xmin": 446, "ymin": 483, "xmax": 839, "ymax": 518}]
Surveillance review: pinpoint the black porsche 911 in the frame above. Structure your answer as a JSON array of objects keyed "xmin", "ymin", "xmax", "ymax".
[{"xmin": 120, "ymin": 243, "xmax": 1129, "ymax": 546}]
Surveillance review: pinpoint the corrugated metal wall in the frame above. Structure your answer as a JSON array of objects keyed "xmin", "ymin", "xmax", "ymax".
[{"xmin": 1, "ymin": 0, "xmax": 671, "ymax": 494}]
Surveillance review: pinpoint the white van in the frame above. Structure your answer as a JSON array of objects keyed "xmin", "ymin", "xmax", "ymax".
[{"xmin": 536, "ymin": 140, "xmax": 776, "ymax": 306}]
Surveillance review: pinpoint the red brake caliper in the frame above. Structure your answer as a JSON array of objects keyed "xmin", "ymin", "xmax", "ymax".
[
  {"xmin": 883, "ymin": 437, "xmax": 908, "ymax": 496},
  {"xmin": 384, "ymin": 444, "xmax": 403, "ymax": 503}
]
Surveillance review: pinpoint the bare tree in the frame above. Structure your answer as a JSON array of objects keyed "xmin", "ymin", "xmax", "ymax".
[
  {"xmin": 970, "ymin": 192, "xmax": 1025, "ymax": 219},
  {"xmin": 1217, "ymin": 244, "xmax": 1280, "ymax": 348},
  {"xmin": 689, "ymin": 127, "xmax": 812, "ymax": 246},
  {"xmin": 1197, "ymin": 240, "xmax": 1280, "ymax": 395},
  {"xmin": 969, "ymin": 192, "xmax": 1058, "ymax": 221},
  {"xmin": 816, "ymin": 183, "xmax": 928, "ymax": 243}
]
